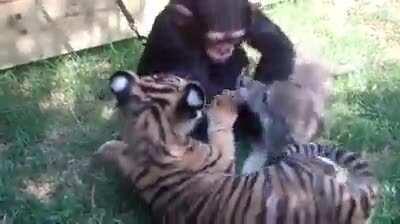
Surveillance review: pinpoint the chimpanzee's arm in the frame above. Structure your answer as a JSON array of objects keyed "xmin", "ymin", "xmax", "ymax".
[
  {"xmin": 247, "ymin": 9, "xmax": 295, "ymax": 84},
  {"xmin": 137, "ymin": 7, "xmax": 205, "ymax": 77}
]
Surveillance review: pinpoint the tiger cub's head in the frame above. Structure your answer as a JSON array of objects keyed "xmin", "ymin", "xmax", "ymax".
[
  {"xmin": 110, "ymin": 71, "xmax": 206, "ymax": 141},
  {"xmin": 94, "ymin": 71, "xmax": 207, "ymax": 186}
]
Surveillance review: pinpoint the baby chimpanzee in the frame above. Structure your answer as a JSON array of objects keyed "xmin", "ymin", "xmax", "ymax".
[
  {"xmin": 138, "ymin": 0, "xmax": 294, "ymax": 97},
  {"xmin": 137, "ymin": 0, "xmax": 295, "ymax": 141}
]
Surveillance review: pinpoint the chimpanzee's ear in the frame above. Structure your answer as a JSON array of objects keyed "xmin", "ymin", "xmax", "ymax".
[
  {"xmin": 247, "ymin": 1, "xmax": 261, "ymax": 24},
  {"xmin": 169, "ymin": 0, "xmax": 194, "ymax": 12},
  {"xmin": 168, "ymin": 3, "xmax": 194, "ymax": 26}
]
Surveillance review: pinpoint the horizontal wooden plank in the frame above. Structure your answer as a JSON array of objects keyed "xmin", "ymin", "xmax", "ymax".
[{"xmin": 0, "ymin": 0, "xmax": 168, "ymax": 69}]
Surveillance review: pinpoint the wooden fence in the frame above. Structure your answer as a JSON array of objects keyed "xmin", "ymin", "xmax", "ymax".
[{"xmin": 0, "ymin": 0, "xmax": 168, "ymax": 70}]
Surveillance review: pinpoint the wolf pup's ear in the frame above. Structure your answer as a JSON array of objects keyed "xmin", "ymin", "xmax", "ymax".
[{"xmin": 109, "ymin": 71, "xmax": 138, "ymax": 105}]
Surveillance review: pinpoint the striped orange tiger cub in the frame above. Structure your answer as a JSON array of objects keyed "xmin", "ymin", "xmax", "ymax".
[{"xmin": 95, "ymin": 71, "xmax": 379, "ymax": 224}]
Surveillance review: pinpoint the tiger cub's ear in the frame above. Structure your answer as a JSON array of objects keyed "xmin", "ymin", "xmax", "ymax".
[
  {"xmin": 184, "ymin": 83, "xmax": 205, "ymax": 109},
  {"xmin": 176, "ymin": 83, "xmax": 205, "ymax": 119},
  {"xmin": 109, "ymin": 71, "xmax": 138, "ymax": 105}
]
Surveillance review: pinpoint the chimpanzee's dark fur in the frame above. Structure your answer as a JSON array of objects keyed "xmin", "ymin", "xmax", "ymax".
[{"xmin": 137, "ymin": 2, "xmax": 295, "ymax": 142}]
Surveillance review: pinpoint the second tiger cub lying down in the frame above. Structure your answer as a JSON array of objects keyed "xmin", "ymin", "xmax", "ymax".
[{"xmin": 95, "ymin": 71, "xmax": 378, "ymax": 224}]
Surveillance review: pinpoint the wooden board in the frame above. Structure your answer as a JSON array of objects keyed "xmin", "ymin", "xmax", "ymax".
[
  {"xmin": 125, "ymin": 0, "xmax": 168, "ymax": 35},
  {"xmin": 0, "ymin": 0, "xmax": 168, "ymax": 70}
]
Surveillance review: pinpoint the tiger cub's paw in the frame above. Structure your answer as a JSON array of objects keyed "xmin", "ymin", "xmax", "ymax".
[
  {"xmin": 93, "ymin": 140, "xmax": 127, "ymax": 165},
  {"xmin": 207, "ymin": 91, "xmax": 238, "ymax": 128}
]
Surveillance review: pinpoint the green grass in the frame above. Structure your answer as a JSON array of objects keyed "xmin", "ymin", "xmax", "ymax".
[
  {"xmin": 0, "ymin": 40, "xmax": 151, "ymax": 223},
  {"xmin": 1, "ymin": 0, "xmax": 399, "ymax": 223}
]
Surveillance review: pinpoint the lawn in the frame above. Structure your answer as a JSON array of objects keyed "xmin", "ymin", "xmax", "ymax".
[{"xmin": 1, "ymin": 0, "xmax": 399, "ymax": 223}]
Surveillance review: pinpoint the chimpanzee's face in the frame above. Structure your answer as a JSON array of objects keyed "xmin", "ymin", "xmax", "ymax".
[{"xmin": 196, "ymin": 0, "xmax": 249, "ymax": 63}]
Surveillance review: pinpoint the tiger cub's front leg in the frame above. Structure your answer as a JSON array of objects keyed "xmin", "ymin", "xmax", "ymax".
[
  {"xmin": 205, "ymin": 91, "xmax": 239, "ymax": 172},
  {"xmin": 93, "ymin": 140, "xmax": 136, "ymax": 177}
]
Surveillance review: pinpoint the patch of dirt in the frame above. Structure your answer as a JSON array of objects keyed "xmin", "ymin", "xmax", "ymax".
[
  {"xmin": 38, "ymin": 91, "xmax": 73, "ymax": 111},
  {"xmin": 22, "ymin": 180, "xmax": 55, "ymax": 203},
  {"xmin": 0, "ymin": 141, "xmax": 11, "ymax": 154},
  {"xmin": 42, "ymin": 127, "xmax": 69, "ymax": 146},
  {"xmin": 384, "ymin": 43, "xmax": 400, "ymax": 62}
]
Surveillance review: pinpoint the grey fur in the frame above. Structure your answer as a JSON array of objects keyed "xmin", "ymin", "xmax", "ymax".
[{"xmin": 235, "ymin": 61, "xmax": 332, "ymax": 174}]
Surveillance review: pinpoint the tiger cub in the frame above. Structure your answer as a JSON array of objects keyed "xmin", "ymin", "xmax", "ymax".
[
  {"xmin": 95, "ymin": 71, "xmax": 378, "ymax": 224},
  {"xmin": 235, "ymin": 61, "xmax": 332, "ymax": 173}
]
